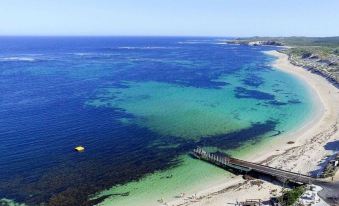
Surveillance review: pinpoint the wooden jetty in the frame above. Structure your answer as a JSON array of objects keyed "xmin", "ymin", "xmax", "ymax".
[
  {"xmin": 192, "ymin": 147, "xmax": 323, "ymax": 185},
  {"xmin": 192, "ymin": 148, "xmax": 339, "ymax": 205}
]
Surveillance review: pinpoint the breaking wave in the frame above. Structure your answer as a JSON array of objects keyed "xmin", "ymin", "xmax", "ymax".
[{"xmin": 0, "ymin": 57, "xmax": 36, "ymax": 62}]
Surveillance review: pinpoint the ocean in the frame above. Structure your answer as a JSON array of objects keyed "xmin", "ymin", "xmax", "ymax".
[{"xmin": 0, "ymin": 37, "xmax": 315, "ymax": 206}]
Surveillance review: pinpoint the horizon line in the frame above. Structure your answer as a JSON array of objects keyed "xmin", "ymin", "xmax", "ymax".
[{"xmin": 0, "ymin": 35, "xmax": 338, "ymax": 38}]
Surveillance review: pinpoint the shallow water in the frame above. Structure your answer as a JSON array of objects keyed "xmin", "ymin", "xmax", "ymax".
[{"xmin": 0, "ymin": 37, "xmax": 315, "ymax": 205}]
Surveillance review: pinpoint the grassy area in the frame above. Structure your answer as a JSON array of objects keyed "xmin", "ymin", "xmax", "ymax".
[
  {"xmin": 285, "ymin": 46, "xmax": 339, "ymax": 58},
  {"xmin": 278, "ymin": 186, "xmax": 306, "ymax": 206}
]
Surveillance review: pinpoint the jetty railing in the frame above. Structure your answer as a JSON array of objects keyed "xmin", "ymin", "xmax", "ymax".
[{"xmin": 192, "ymin": 147, "xmax": 323, "ymax": 185}]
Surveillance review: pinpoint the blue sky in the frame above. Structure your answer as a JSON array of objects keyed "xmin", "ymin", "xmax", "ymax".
[{"xmin": 0, "ymin": 0, "xmax": 338, "ymax": 36}]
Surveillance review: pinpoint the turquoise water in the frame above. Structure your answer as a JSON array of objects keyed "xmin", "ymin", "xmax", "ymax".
[
  {"xmin": 88, "ymin": 56, "xmax": 313, "ymax": 142},
  {"xmin": 93, "ymin": 155, "xmax": 232, "ymax": 206},
  {"xmin": 0, "ymin": 37, "xmax": 315, "ymax": 205},
  {"xmin": 89, "ymin": 55, "xmax": 314, "ymax": 206}
]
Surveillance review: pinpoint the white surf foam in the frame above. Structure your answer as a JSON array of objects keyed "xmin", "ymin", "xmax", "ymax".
[{"xmin": 0, "ymin": 57, "xmax": 36, "ymax": 62}]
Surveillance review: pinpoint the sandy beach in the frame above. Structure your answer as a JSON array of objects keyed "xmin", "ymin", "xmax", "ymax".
[{"xmin": 166, "ymin": 50, "xmax": 339, "ymax": 206}]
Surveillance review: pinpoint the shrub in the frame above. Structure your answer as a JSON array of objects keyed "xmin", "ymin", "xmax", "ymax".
[{"xmin": 278, "ymin": 186, "xmax": 305, "ymax": 206}]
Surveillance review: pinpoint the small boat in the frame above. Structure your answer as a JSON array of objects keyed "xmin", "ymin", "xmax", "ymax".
[{"xmin": 74, "ymin": 146, "xmax": 85, "ymax": 152}]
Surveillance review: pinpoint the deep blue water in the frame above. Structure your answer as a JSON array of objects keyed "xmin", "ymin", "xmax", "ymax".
[{"xmin": 0, "ymin": 37, "xmax": 296, "ymax": 205}]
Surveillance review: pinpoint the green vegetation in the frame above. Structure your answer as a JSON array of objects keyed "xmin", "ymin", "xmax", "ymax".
[
  {"xmin": 278, "ymin": 186, "xmax": 305, "ymax": 206},
  {"xmin": 281, "ymin": 45, "xmax": 339, "ymax": 83},
  {"xmin": 285, "ymin": 46, "xmax": 338, "ymax": 59},
  {"xmin": 321, "ymin": 163, "xmax": 338, "ymax": 178},
  {"xmin": 0, "ymin": 198, "xmax": 26, "ymax": 206},
  {"xmin": 236, "ymin": 36, "xmax": 339, "ymax": 47},
  {"xmin": 276, "ymin": 37, "xmax": 339, "ymax": 47},
  {"xmin": 334, "ymin": 49, "xmax": 339, "ymax": 55}
]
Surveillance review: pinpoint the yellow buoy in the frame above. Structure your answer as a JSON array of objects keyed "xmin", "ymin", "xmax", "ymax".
[{"xmin": 74, "ymin": 146, "xmax": 85, "ymax": 152}]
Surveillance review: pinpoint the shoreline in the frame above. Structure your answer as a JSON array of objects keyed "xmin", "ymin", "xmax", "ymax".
[{"xmin": 166, "ymin": 50, "xmax": 339, "ymax": 206}]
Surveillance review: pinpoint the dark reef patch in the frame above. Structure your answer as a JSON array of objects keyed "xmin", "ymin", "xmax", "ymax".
[
  {"xmin": 178, "ymin": 78, "xmax": 229, "ymax": 89},
  {"xmin": 198, "ymin": 120, "xmax": 278, "ymax": 150},
  {"xmin": 273, "ymin": 89, "xmax": 283, "ymax": 93},
  {"xmin": 268, "ymin": 100, "xmax": 288, "ymax": 106},
  {"xmin": 242, "ymin": 75, "xmax": 264, "ymax": 87},
  {"xmin": 234, "ymin": 87, "xmax": 275, "ymax": 100},
  {"xmin": 288, "ymin": 99, "xmax": 302, "ymax": 104}
]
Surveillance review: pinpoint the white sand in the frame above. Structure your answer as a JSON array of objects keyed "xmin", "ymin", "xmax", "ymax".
[{"xmin": 166, "ymin": 50, "xmax": 339, "ymax": 206}]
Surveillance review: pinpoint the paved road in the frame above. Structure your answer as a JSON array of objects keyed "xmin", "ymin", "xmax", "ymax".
[{"xmin": 317, "ymin": 181, "xmax": 339, "ymax": 205}]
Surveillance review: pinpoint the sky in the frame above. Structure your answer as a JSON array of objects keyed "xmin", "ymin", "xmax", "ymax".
[{"xmin": 0, "ymin": 0, "xmax": 338, "ymax": 37}]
